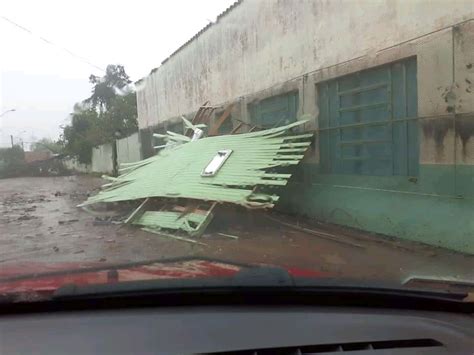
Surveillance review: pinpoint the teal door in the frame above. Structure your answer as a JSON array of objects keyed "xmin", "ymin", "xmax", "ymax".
[
  {"xmin": 250, "ymin": 92, "xmax": 299, "ymax": 128},
  {"xmin": 318, "ymin": 58, "xmax": 418, "ymax": 176}
]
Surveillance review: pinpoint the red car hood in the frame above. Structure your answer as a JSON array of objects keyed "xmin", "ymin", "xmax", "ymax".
[{"xmin": 0, "ymin": 259, "xmax": 325, "ymax": 296}]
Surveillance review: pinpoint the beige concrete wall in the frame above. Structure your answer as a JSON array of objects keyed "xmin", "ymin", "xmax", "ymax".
[
  {"xmin": 137, "ymin": 0, "xmax": 474, "ymax": 129},
  {"xmin": 454, "ymin": 21, "xmax": 474, "ymax": 165}
]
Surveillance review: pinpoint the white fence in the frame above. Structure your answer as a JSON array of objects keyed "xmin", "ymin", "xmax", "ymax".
[
  {"xmin": 64, "ymin": 133, "xmax": 143, "ymax": 175},
  {"xmin": 116, "ymin": 132, "xmax": 142, "ymax": 166},
  {"xmin": 91, "ymin": 144, "xmax": 114, "ymax": 174},
  {"xmin": 62, "ymin": 157, "xmax": 92, "ymax": 173}
]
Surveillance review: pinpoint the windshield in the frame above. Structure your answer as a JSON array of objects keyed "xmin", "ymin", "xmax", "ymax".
[{"xmin": 1, "ymin": 0, "xmax": 473, "ymax": 299}]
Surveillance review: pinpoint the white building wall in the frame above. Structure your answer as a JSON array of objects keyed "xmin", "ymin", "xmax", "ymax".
[{"xmin": 137, "ymin": 0, "xmax": 474, "ymax": 128}]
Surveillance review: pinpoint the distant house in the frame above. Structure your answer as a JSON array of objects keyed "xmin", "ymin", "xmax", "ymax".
[{"xmin": 24, "ymin": 151, "xmax": 52, "ymax": 164}]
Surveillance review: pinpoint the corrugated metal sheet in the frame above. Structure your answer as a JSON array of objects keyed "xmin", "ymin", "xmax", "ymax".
[
  {"xmin": 82, "ymin": 121, "xmax": 312, "ymax": 208},
  {"xmin": 133, "ymin": 210, "xmax": 212, "ymax": 237}
]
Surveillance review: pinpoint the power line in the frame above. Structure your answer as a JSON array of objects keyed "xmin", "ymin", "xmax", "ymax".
[{"xmin": 0, "ymin": 15, "xmax": 106, "ymax": 73}]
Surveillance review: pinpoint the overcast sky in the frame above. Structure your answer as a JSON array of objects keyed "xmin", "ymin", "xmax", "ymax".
[{"xmin": 0, "ymin": 0, "xmax": 236, "ymax": 148}]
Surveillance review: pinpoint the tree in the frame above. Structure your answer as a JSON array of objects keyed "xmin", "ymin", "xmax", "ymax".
[
  {"xmin": 62, "ymin": 107, "xmax": 101, "ymax": 164},
  {"xmin": 61, "ymin": 65, "xmax": 138, "ymax": 164},
  {"xmin": 0, "ymin": 146, "xmax": 26, "ymax": 178},
  {"xmin": 100, "ymin": 93, "xmax": 138, "ymax": 139},
  {"xmin": 86, "ymin": 64, "xmax": 131, "ymax": 111}
]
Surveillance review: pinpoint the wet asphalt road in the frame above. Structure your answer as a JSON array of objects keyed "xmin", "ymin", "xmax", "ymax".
[{"xmin": 0, "ymin": 175, "xmax": 473, "ymax": 284}]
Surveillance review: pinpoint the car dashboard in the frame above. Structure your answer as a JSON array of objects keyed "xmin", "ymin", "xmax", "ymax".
[{"xmin": 1, "ymin": 305, "xmax": 473, "ymax": 354}]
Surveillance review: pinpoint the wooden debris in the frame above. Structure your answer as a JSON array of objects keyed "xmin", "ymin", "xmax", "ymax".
[
  {"xmin": 264, "ymin": 214, "xmax": 364, "ymax": 249},
  {"xmin": 209, "ymin": 104, "xmax": 234, "ymax": 136},
  {"xmin": 124, "ymin": 198, "xmax": 150, "ymax": 224},
  {"xmin": 217, "ymin": 232, "xmax": 239, "ymax": 240},
  {"xmin": 230, "ymin": 122, "xmax": 243, "ymax": 134},
  {"xmin": 185, "ymin": 101, "xmax": 217, "ymax": 137}
]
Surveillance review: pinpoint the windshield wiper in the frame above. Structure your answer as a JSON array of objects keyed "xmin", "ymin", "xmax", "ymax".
[
  {"xmin": 403, "ymin": 275, "xmax": 474, "ymax": 292},
  {"xmin": 1, "ymin": 260, "xmax": 472, "ymax": 314},
  {"xmin": 49, "ymin": 265, "xmax": 473, "ymax": 314}
]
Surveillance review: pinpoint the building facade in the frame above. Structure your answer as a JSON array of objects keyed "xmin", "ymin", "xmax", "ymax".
[{"xmin": 136, "ymin": 0, "xmax": 474, "ymax": 253}]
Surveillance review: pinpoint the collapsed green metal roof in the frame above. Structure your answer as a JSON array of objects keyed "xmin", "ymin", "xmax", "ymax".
[
  {"xmin": 133, "ymin": 210, "xmax": 213, "ymax": 237},
  {"xmin": 81, "ymin": 121, "xmax": 312, "ymax": 209}
]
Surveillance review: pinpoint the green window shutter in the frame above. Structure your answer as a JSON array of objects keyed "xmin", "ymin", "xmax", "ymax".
[
  {"xmin": 167, "ymin": 121, "xmax": 184, "ymax": 134},
  {"xmin": 250, "ymin": 92, "xmax": 299, "ymax": 128},
  {"xmin": 217, "ymin": 114, "xmax": 234, "ymax": 135},
  {"xmin": 318, "ymin": 57, "xmax": 418, "ymax": 176}
]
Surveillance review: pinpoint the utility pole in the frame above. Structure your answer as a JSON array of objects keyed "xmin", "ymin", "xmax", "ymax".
[
  {"xmin": 0, "ymin": 109, "xmax": 16, "ymax": 118},
  {"xmin": 0, "ymin": 109, "xmax": 17, "ymax": 148}
]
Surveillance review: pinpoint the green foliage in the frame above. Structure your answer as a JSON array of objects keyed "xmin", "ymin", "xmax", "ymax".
[
  {"xmin": 0, "ymin": 146, "xmax": 26, "ymax": 178},
  {"xmin": 0, "ymin": 145, "xmax": 25, "ymax": 164},
  {"xmin": 62, "ymin": 108, "xmax": 101, "ymax": 164},
  {"xmin": 61, "ymin": 65, "xmax": 138, "ymax": 164},
  {"xmin": 100, "ymin": 93, "xmax": 138, "ymax": 139},
  {"xmin": 86, "ymin": 64, "xmax": 131, "ymax": 111}
]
